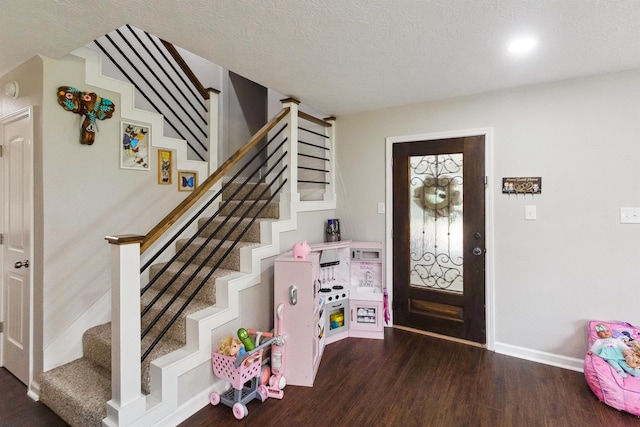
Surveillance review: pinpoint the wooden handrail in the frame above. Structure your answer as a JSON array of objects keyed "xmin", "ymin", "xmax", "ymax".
[
  {"xmin": 160, "ymin": 39, "xmax": 217, "ymax": 100},
  {"xmin": 140, "ymin": 107, "xmax": 291, "ymax": 253},
  {"xmin": 298, "ymin": 111, "xmax": 332, "ymax": 128}
]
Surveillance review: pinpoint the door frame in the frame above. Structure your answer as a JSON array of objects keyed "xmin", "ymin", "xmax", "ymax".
[
  {"xmin": 385, "ymin": 127, "xmax": 495, "ymax": 350},
  {"xmin": 0, "ymin": 106, "xmax": 35, "ymax": 388}
]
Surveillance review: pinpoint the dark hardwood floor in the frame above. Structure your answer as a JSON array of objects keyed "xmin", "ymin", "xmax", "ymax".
[
  {"xmin": 3, "ymin": 328, "xmax": 640, "ymax": 426},
  {"xmin": 0, "ymin": 369, "xmax": 67, "ymax": 426}
]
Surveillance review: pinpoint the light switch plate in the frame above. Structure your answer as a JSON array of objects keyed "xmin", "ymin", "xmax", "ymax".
[
  {"xmin": 620, "ymin": 207, "xmax": 640, "ymax": 224},
  {"xmin": 525, "ymin": 205, "xmax": 536, "ymax": 221}
]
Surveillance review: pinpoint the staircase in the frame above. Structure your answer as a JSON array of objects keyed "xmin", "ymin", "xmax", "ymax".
[
  {"xmin": 34, "ymin": 37, "xmax": 335, "ymax": 426},
  {"xmin": 39, "ymin": 182, "xmax": 279, "ymax": 426}
]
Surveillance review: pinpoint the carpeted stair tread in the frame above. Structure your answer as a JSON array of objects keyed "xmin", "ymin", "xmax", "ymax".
[
  {"xmin": 39, "ymin": 358, "xmax": 110, "ymax": 427},
  {"xmin": 197, "ymin": 216, "xmax": 269, "ymax": 243},
  {"xmin": 147, "ymin": 261, "xmax": 232, "ymax": 304},
  {"xmin": 175, "ymin": 236, "xmax": 258, "ymax": 270}
]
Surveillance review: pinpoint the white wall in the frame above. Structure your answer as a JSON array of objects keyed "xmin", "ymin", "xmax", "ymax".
[
  {"xmin": 40, "ymin": 54, "xmax": 190, "ymax": 369},
  {"xmin": 336, "ymin": 69, "xmax": 640, "ymax": 363}
]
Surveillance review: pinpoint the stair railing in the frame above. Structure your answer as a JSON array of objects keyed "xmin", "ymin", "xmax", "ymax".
[
  {"xmin": 297, "ymin": 111, "xmax": 336, "ymax": 202},
  {"xmin": 139, "ymin": 130, "xmax": 289, "ymax": 361},
  {"xmin": 93, "ymin": 24, "xmax": 213, "ymax": 162},
  {"xmin": 104, "ymin": 100, "xmax": 292, "ymax": 424},
  {"xmin": 104, "ymin": 99, "xmax": 335, "ymax": 424}
]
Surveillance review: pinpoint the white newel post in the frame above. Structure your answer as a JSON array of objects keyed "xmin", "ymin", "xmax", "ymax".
[
  {"xmin": 207, "ymin": 89, "xmax": 220, "ymax": 176},
  {"xmin": 105, "ymin": 235, "xmax": 146, "ymax": 426},
  {"xmin": 280, "ymin": 98, "xmax": 300, "ymax": 212}
]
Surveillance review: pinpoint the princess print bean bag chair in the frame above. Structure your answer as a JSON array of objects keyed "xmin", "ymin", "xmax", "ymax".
[{"xmin": 584, "ymin": 320, "xmax": 640, "ymax": 415}]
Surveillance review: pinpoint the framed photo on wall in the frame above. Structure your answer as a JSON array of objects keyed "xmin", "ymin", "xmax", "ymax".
[
  {"xmin": 178, "ymin": 171, "xmax": 197, "ymax": 192},
  {"xmin": 158, "ymin": 149, "xmax": 172, "ymax": 184},
  {"xmin": 121, "ymin": 121, "xmax": 150, "ymax": 170}
]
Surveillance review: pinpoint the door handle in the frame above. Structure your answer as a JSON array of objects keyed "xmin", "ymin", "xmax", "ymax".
[
  {"xmin": 15, "ymin": 260, "xmax": 29, "ymax": 269},
  {"xmin": 472, "ymin": 247, "xmax": 483, "ymax": 256},
  {"xmin": 289, "ymin": 285, "xmax": 298, "ymax": 305}
]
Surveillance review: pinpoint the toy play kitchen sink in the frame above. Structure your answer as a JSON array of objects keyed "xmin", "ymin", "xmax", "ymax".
[{"xmin": 356, "ymin": 286, "xmax": 379, "ymax": 293}]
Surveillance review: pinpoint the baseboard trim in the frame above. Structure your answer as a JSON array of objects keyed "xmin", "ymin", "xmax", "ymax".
[
  {"xmin": 28, "ymin": 379, "xmax": 40, "ymax": 401},
  {"xmin": 150, "ymin": 383, "xmax": 222, "ymax": 427},
  {"xmin": 494, "ymin": 342, "xmax": 584, "ymax": 372}
]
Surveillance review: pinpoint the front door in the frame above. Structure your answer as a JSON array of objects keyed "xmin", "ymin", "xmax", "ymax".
[
  {"xmin": 1, "ymin": 107, "xmax": 33, "ymax": 385},
  {"xmin": 392, "ymin": 135, "xmax": 486, "ymax": 344}
]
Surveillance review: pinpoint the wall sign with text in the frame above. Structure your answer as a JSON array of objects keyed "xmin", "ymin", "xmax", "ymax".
[{"xmin": 502, "ymin": 177, "xmax": 542, "ymax": 194}]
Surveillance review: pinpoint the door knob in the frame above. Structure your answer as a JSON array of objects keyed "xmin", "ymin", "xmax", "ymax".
[
  {"xmin": 14, "ymin": 260, "xmax": 29, "ymax": 268},
  {"xmin": 472, "ymin": 247, "xmax": 483, "ymax": 256}
]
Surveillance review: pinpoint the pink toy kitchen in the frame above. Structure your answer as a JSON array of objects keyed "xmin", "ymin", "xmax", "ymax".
[{"xmin": 273, "ymin": 240, "xmax": 387, "ymax": 387}]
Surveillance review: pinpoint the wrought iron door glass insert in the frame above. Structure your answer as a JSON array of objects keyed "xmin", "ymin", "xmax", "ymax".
[{"xmin": 409, "ymin": 154, "xmax": 463, "ymax": 292}]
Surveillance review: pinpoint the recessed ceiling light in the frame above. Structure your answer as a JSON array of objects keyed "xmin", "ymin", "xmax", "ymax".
[{"xmin": 508, "ymin": 37, "xmax": 536, "ymax": 54}]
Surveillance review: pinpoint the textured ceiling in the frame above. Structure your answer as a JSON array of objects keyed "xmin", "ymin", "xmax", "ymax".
[{"xmin": 2, "ymin": 0, "xmax": 640, "ymax": 116}]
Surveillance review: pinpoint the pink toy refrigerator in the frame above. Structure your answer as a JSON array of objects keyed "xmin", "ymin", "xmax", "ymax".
[{"xmin": 273, "ymin": 241, "xmax": 350, "ymax": 386}]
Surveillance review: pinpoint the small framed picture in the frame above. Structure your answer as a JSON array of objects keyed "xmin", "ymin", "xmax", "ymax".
[
  {"xmin": 158, "ymin": 149, "xmax": 172, "ymax": 185},
  {"xmin": 178, "ymin": 171, "xmax": 197, "ymax": 192},
  {"xmin": 121, "ymin": 121, "xmax": 150, "ymax": 170}
]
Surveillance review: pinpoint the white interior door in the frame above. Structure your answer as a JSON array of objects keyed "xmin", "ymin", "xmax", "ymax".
[{"xmin": 1, "ymin": 107, "xmax": 33, "ymax": 386}]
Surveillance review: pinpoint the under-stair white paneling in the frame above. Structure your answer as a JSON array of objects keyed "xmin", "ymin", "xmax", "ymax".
[{"xmin": 72, "ymin": 47, "xmax": 209, "ymax": 180}]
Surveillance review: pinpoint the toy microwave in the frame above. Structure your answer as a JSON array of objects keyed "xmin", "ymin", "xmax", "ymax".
[{"xmin": 351, "ymin": 248, "xmax": 382, "ymax": 262}]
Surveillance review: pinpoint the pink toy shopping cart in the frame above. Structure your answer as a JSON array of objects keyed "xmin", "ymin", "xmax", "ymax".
[{"xmin": 210, "ymin": 340, "xmax": 272, "ymax": 419}]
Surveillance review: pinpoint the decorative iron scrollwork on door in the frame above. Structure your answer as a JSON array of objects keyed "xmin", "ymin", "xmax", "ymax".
[{"xmin": 409, "ymin": 154, "xmax": 464, "ymax": 292}]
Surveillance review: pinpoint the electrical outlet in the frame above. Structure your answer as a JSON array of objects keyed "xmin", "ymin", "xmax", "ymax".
[{"xmin": 620, "ymin": 207, "xmax": 640, "ymax": 224}]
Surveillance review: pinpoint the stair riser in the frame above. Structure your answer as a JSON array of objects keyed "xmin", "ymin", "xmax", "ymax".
[
  {"xmin": 147, "ymin": 266, "xmax": 216, "ymax": 304},
  {"xmin": 197, "ymin": 218, "xmax": 261, "ymax": 243},
  {"xmin": 40, "ymin": 390, "xmax": 103, "ymax": 427},
  {"xmin": 222, "ymin": 183, "xmax": 272, "ymax": 201},
  {"xmin": 175, "ymin": 241, "xmax": 243, "ymax": 271},
  {"xmin": 142, "ymin": 311, "xmax": 187, "ymax": 343},
  {"xmin": 83, "ymin": 332, "xmax": 111, "ymax": 373},
  {"xmin": 218, "ymin": 200, "xmax": 279, "ymax": 219}
]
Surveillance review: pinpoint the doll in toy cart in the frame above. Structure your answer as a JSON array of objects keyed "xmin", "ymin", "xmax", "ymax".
[{"xmin": 210, "ymin": 327, "xmax": 285, "ymax": 420}]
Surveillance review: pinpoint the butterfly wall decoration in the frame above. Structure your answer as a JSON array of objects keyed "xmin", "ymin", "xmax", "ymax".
[
  {"xmin": 182, "ymin": 176, "xmax": 194, "ymax": 187},
  {"xmin": 178, "ymin": 171, "xmax": 197, "ymax": 192},
  {"xmin": 57, "ymin": 86, "xmax": 115, "ymax": 145},
  {"xmin": 120, "ymin": 122, "xmax": 150, "ymax": 170},
  {"xmin": 158, "ymin": 149, "xmax": 172, "ymax": 184}
]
